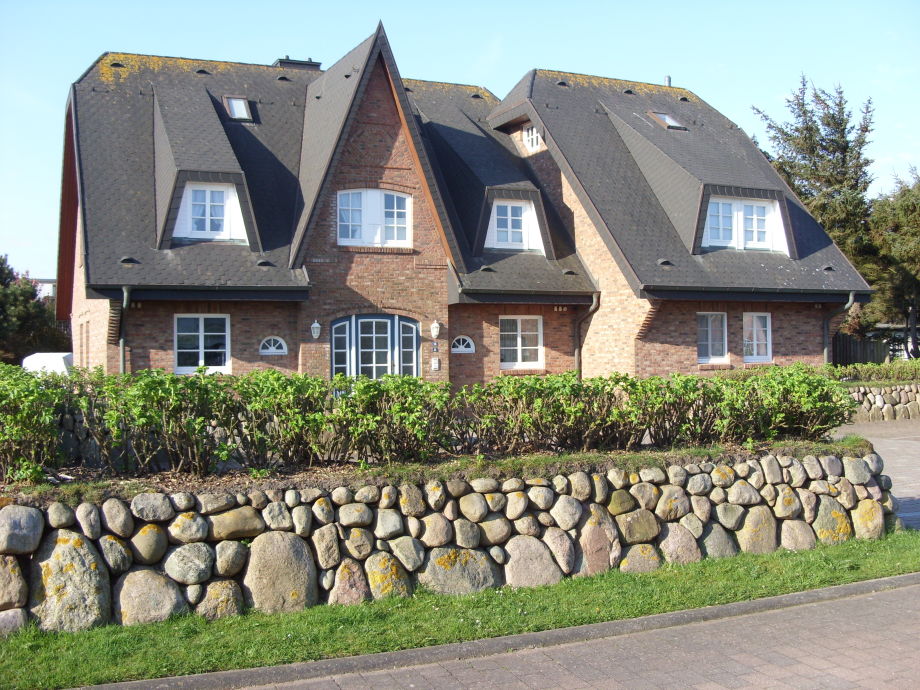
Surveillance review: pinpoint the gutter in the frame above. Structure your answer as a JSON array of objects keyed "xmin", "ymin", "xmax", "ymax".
[
  {"xmin": 119, "ymin": 286, "xmax": 131, "ymax": 374},
  {"xmin": 823, "ymin": 291, "xmax": 855, "ymax": 364},
  {"xmin": 573, "ymin": 292, "xmax": 600, "ymax": 379}
]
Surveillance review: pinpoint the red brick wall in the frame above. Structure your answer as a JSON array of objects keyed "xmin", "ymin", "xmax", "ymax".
[
  {"xmin": 636, "ymin": 301, "xmax": 830, "ymax": 377},
  {"xmin": 296, "ymin": 56, "xmax": 450, "ymax": 381},
  {"xmin": 123, "ymin": 301, "xmax": 300, "ymax": 375},
  {"xmin": 448, "ymin": 304, "xmax": 577, "ymax": 387},
  {"xmin": 519, "ymin": 128, "xmax": 651, "ymax": 376},
  {"xmin": 69, "ymin": 211, "xmax": 119, "ymax": 372}
]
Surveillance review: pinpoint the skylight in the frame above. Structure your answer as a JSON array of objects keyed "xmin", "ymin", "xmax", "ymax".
[
  {"xmin": 649, "ymin": 111, "xmax": 687, "ymax": 131},
  {"xmin": 223, "ymin": 96, "xmax": 252, "ymax": 121}
]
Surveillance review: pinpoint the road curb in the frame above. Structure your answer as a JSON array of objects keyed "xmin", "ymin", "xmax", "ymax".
[{"xmin": 94, "ymin": 571, "xmax": 920, "ymax": 689}]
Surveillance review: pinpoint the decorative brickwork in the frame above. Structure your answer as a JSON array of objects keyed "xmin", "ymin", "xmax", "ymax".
[{"xmin": 295, "ymin": 57, "xmax": 450, "ymax": 381}]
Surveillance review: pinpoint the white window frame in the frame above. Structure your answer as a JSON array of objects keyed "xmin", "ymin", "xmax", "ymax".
[
  {"xmin": 742, "ymin": 312, "xmax": 772, "ymax": 363},
  {"xmin": 259, "ymin": 336, "xmax": 288, "ymax": 356},
  {"xmin": 223, "ymin": 96, "xmax": 252, "ymax": 121},
  {"xmin": 336, "ymin": 189, "xmax": 413, "ymax": 248},
  {"xmin": 499, "ymin": 316, "xmax": 544, "ymax": 370},
  {"xmin": 450, "ymin": 335, "xmax": 476, "ymax": 354},
  {"xmin": 173, "ymin": 183, "xmax": 247, "ymax": 242},
  {"xmin": 484, "ymin": 200, "xmax": 544, "ymax": 253},
  {"xmin": 174, "ymin": 315, "xmax": 231, "ymax": 374},
  {"xmin": 330, "ymin": 315, "xmax": 420, "ymax": 378},
  {"xmin": 702, "ymin": 197, "xmax": 787, "ymax": 254},
  {"xmin": 523, "ymin": 125, "xmax": 542, "ymax": 152},
  {"xmin": 696, "ymin": 312, "xmax": 728, "ymax": 364}
]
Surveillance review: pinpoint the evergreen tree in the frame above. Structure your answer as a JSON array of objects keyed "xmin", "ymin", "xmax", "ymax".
[
  {"xmin": 0, "ymin": 255, "xmax": 71, "ymax": 364},
  {"xmin": 754, "ymin": 76, "xmax": 875, "ymax": 260},
  {"xmin": 866, "ymin": 173, "xmax": 920, "ymax": 357}
]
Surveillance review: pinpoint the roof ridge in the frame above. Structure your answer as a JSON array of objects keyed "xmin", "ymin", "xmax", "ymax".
[
  {"xmin": 534, "ymin": 68, "xmax": 693, "ymax": 93},
  {"xmin": 98, "ymin": 50, "xmax": 305, "ymax": 70},
  {"xmin": 404, "ymin": 77, "xmax": 497, "ymax": 97}
]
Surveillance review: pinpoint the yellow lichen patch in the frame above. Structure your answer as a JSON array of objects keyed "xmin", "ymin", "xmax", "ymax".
[
  {"xmin": 535, "ymin": 69, "xmax": 696, "ymax": 99},
  {"xmin": 434, "ymin": 549, "xmax": 473, "ymax": 571},
  {"xmin": 367, "ymin": 556, "xmax": 407, "ymax": 597},
  {"xmin": 138, "ymin": 524, "xmax": 160, "ymax": 536},
  {"xmin": 95, "ymin": 52, "xmax": 280, "ymax": 85},
  {"xmin": 62, "ymin": 563, "xmax": 75, "ymax": 574},
  {"xmin": 712, "ymin": 466, "xmax": 735, "ymax": 484},
  {"xmin": 289, "ymin": 590, "xmax": 300, "ymax": 601},
  {"xmin": 90, "ymin": 562, "xmax": 98, "ymax": 571},
  {"xmin": 629, "ymin": 473, "xmax": 640, "ymax": 485}
]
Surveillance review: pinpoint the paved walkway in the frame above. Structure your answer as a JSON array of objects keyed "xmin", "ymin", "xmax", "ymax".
[
  {"xmin": 259, "ymin": 582, "xmax": 920, "ymax": 689},
  {"xmin": 834, "ymin": 418, "xmax": 920, "ymax": 529}
]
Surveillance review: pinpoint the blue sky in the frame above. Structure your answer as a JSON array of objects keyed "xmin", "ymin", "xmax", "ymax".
[{"xmin": 1, "ymin": 0, "xmax": 917, "ymax": 277}]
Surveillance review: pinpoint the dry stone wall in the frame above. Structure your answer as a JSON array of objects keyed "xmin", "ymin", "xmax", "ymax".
[
  {"xmin": 849, "ymin": 384, "xmax": 920, "ymax": 422},
  {"xmin": 0, "ymin": 453, "xmax": 900, "ymax": 636}
]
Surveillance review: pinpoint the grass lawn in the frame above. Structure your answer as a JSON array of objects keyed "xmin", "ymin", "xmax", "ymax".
[{"xmin": 3, "ymin": 529, "xmax": 919, "ymax": 689}]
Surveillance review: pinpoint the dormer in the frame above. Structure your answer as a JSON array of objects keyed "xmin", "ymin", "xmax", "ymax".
[
  {"xmin": 484, "ymin": 198, "xmax": 543, "ymax": 253},
  {"xmin": 476, "ymin": 188, "xmax": 553, "ymax": 257},
  {"xmin": 695, "ymin": 187, "xmax": 793, "ymax": 257},
  {"xmin": 152, "ymin": 86, "xmax": 261, "ymax": 250}
]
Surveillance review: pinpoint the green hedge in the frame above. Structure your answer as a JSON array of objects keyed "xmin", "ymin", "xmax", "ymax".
[{"xmin": 0, "ymin": 363, "xmax": 856, "ymax": 477}]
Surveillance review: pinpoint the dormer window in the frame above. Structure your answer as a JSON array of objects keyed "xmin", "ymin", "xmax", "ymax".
[
  {"xmin": 702, "ymin": 197, "xmax": 787, "ymax": 254},
  {"xmin": 337, "ymin": 189, "xmax": 412, "ymax": 248},
  {"xmin": 484, "ymin": 200, "xmax": 543, "ymax": 253},
  {"xmin": 173, "ymin": 183, "xmax": 247, "ymax": 243},
  {"xmin": 223, "ymin": 96, "xmax": 252, "ymax": 121},
  {"xmin": 648, "ymin": 111, "xmax": 687, "ymax": 130},
  {"xmin": 523, "ymin": 125, "xmax": 542, "ymax": 152}
]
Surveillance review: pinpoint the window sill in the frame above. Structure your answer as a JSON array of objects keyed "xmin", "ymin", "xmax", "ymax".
[
  {"xmin": 500, "ymin": 368, "xmax": 546, "ymax": 376},
  {"xmin": 698, "ymin": 362, "xmax": 732, "ymax": 371},
  {"xmin": 337, "ymin": 246, "xmax": 415, "ymax": 254},
  {"xmin": 743, "ymin": 361, "xmax": 775, "ymax": 368}
]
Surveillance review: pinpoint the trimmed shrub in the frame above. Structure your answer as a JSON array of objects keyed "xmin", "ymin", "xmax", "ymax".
[
  {"xmin": 0, "ymin": 363, "xmax": 66, "ymax": 478},
  {"xmin": 0, "ymin": 364, "xmax": 857, "ymax": 475}
]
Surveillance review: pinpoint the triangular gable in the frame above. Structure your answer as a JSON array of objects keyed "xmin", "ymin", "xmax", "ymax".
[{"xmin": 288, "ymin": 24, "xmax": 466, "ymax": 271}]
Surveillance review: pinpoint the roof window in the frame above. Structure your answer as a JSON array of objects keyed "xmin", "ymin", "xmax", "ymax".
[
  {"xmin": 648, "ymin": 111, "xmax": 687, "ymax": 131},
  {"xmin": 223, "ymin": 96, "xmax": 252, "ymax": 121}
]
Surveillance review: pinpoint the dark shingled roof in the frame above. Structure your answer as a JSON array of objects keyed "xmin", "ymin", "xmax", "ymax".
[
  {"xmin": 405, "ymin": 78, "xmax": 596, "ymax": 299},
  {"xmin": 67, "ymin": 33, "xmax": 867, "ymax": 304},
  {"xmin": 488, "ymin": 69, "xmax": 870, "ymax": 298},
  {"xmin": 73, "ymin": 53, "xmax": 316, "ymax": 291}
]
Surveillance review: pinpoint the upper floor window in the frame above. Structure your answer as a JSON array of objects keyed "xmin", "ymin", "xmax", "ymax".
[
  {"xmin": 223, "ymin": 96, "xmax": 252, "ymax": 121},
  {"xmin": 702, "ymin": 197, "xmax": 787, "ymax": 254},
  {"xmin": 337, "ymin": 189, "xmax": 412, "ymax": 248},
  {"xmin": 523, "ymin": 125, "xmax": 542, "ymax": 152},
  {"xmin": 484, "ymin": 200, "xmax": 544, "ymax": 253},
  {"xmin": 173, "ymin": 183, "xmax": 247, "ymax": 243}
]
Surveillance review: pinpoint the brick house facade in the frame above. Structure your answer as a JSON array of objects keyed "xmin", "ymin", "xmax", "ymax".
[{"xmin": 56, "ymin": 26, "xmax": 870, "ymax": 383}]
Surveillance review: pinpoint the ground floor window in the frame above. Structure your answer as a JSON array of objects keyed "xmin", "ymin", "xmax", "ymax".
[
  {"xmin": 499, "ymin": 316, "xmax": 543, "ymax": 369},
  {"xmin": 331, "ymin": 314, "xmax": 420, "ymax": 378},
  {"xmin": 696, "ymin": 312, "xmax": 727, "ymax": 363},
  {"xmin": 174, "ymin": 315, "xmax": 230, "ymax": 374},
  {"xmin": 743, "ymin": 312, "xmax": 772, "ymax": 363}
]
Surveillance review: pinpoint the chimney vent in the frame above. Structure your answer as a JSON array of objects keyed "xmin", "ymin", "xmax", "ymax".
[
  {"xmin": 665, "ymin": 75, "xmax": 672, "ymax": 87},
  {"xmin": 273, "ymin": 57, "xmax": 322, "ymax": 71}
]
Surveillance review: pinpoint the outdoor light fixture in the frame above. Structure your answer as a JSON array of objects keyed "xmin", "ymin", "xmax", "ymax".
[
  {"xmin": 430, "ymin": 320, "xmax": 441, "ymax": 339},
  {"xmin": 310, "ymin": 320, "xmax": 321, "ymax": 339}
]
